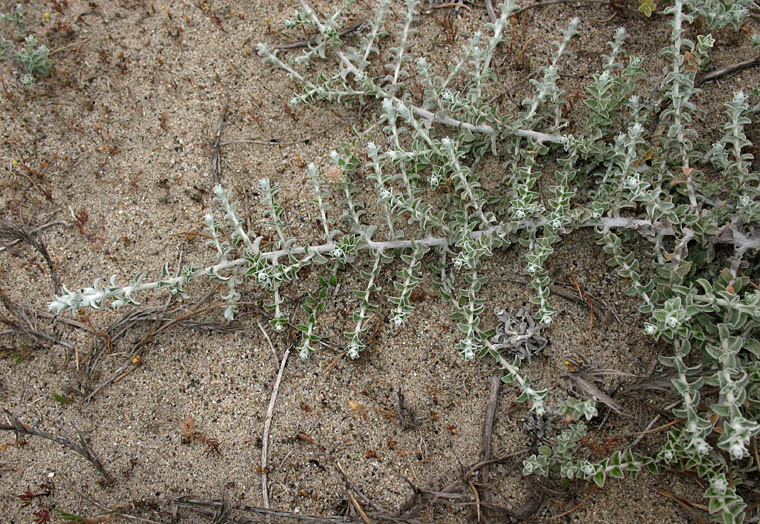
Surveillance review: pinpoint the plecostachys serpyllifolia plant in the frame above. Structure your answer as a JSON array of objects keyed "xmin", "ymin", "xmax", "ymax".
[{"xmin": 49, "ymin": 0, "xmax": 760, "ymax": 521}]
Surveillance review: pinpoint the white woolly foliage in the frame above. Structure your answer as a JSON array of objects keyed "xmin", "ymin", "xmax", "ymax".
[{"xmin": 51, "ymin": 0, "xmax": 760, "ymax": 521}]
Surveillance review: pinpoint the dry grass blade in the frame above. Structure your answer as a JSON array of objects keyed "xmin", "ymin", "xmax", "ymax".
[
  {"xmin": 562, "ymin": 355, "xmax": 634, "ymax": 416},
  {"xmin": 22, "ymin": 304, "xmax": 94, "ymax": 331},
  {"xmin": 210, "ymin": 99, "xmax": 229, "ymax": 186},
  {"xmin": 397, "ymin": 450, "xmax": 534, "ymax": 521},
  {"xmin": 84, "ymin": 293, "xmax": 241, "ymax": 400},
  {"xmin": 83, "ymin": 285, "xmax": 230, "ymax": 375},
  {"xmin": 512, "ymin": 0, "xmax": 625, "ymax": 17},
  {"xmin": 84, "ymin": 299, "xmax": 239, "ymax": 380},
  {"xmin": 0, "ymin": 217, "xmax": 65, "ymax": 254},
  {"xmin": 621, "ymin": 368, "xmax": 713, "ymax": 403},
  {"xmin": 620, "ymin": 370, "xmax": 677, "ymax": 395},
  {"xmin": 346, "ymin": 489, "xmax": 373, "ymax": 524},
  {"xmin": 501, "ymin": 274, "xmax": 621, "ymax": 323},
  {"xmin": 0, "ymin": 409, "xmax": 114, "ymax": 485},
  {"xmin": 564, "ymin": 373, "xmax": 628, "ymax": 415},
  {"xmin": 210, "ymin": 497, "xmax": 232, "ymax": 524},
  {"xmin": 262, "ymin": 343, "xmax": 291, "ymax": 516},
  {"xmin": 0, "ymin": 221, "xmax": 60, "ymax": 294},
  {"xmin": 70, "ymin": 489, "xmax": 166, "ymax": 524},
  {"xmin": 475, "ymin": 372, "xmax": 501, "ymax": 521}
]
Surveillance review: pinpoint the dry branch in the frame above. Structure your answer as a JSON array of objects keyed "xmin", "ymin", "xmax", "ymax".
[{"xmin": 0, "ymin": 409, "xmax": 114, "ymax": 484}]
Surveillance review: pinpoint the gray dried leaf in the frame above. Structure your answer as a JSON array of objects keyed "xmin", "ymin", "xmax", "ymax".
[
  {"xmin": 489, "ymin": 307, "xmax": 548, "ymax": 362},
  {"xmin": 523, "ymin": 414, "xmax": 554, "ymax": 445}
]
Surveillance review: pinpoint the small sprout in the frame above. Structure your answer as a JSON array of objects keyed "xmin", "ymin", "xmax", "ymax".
[
  {"xmin": 638, "ymin": 0, "xmax": 656, "ymax": 16},
  {"xmin": 33, "ymin": 509, "xmax": 52, "ymax": 524},
  {"xmin": 50, "ymin": 392, "xmax": 73, "ymax": 405},
  {"xmin": 54, "ymin": 511, "xmax": 86, "ymax": 523}
]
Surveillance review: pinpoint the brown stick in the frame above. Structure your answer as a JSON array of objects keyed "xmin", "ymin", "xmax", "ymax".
[
  {"xmin": 346, "ymin": 487, "xmax": 373, "ymax": 524},
  {"xmin": 431, "ymin": 2, "xmax": 472, "ymax": 10},
  {"xmin": 468, "ymin": 478, "xmax": 482, "ymax": 522},
  {"xmin": 477, "ymin": 373, "xmax": 501, "ymax": 521},
  {"xmin": 696, "ymin": 55, "xmax": 760, "ymax": 87},
  {"xmin": 175, "ymin": 496, "xmax": 366, "ymax": 523},
  {"xmin": 51, "ymin": 37, "xmax": 90, "ymax": 56}
]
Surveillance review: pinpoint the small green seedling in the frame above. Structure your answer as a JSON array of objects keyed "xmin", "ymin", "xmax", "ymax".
[
  {"xmin": 50, "ymin": 392, "xmax": 73, "ymax": 405},
  {"xmin": 0, "ymin": 4, "xmax": 51, "ymax": 85}
]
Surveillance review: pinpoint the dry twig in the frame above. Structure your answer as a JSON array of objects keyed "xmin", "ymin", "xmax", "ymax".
[
  {"xmin": 174, "ymin": 497, "xmax": 365, "ymax": 523},
  {"xmin": 562, "ymin": 353, "xmax": 634, "ymax": 416},
  {"xmin": 656, "ymin": 488, "xmax": 707, "ymax": 523},
  {"xmin": 696, "ymin": 55, "xmax": 760, "ymax": 87},
  {"xmin": 174, "ymin": 450, "xmax": 537, "ymax": 524},
  {"xmin": 83, "ymin": 287, "xmax": 243, "ymax": 400},
  {"xmin": 548, "ymin": 484, "xmax": 599, "ymax": 520},
  {"xmin": 262, "ymin": 340, "xmax": 292, "ymax": 515},
  {"xmin": 272, "ymin": 19, "xmax": 365, "ymax": 50},
  {"xmin": 512, "ymin": 0, "xmax": 626, "ymax": 17},
  {"xmin": 83, "ymin": 286, "xmax": 235, "ymax": 381},
  {"xmin": 0, "ymin": 292, "xmax": 72, "ymax": 354}
]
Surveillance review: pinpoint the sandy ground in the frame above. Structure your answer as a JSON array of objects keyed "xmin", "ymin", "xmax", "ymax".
[{"xmin": 1, "ymin": 0, "xmax": 758, "ymax": 522}]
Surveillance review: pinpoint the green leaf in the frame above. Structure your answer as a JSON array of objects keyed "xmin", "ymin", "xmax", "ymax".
[
  {"xmin": 638, "ymin": 0, "xmax": 656, "ymax": 16},
  {"xmin": 55, "ymin": 511, "xmax": 85, "ymax": 523},
  {"xmin": 608, "ymin": 465, "xmax": 624, "ymax": 479},
  {"xmin": 593, "ymin": 470, "xmax": 606, "ymax": 487},
  {"xmin": 50, "ymin": 392, "xmax": 73, "ymax": 405}
]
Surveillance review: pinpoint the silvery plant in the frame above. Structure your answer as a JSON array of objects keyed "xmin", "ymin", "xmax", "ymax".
[{"xmin": 49, "ymin": 0, "xmax": 759, "ymax": 521}]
